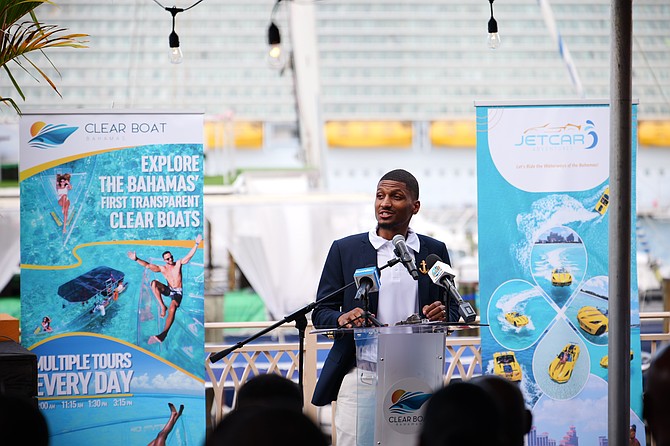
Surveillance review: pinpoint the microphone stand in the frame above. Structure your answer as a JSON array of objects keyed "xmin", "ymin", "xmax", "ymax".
[
  {"xmin": 443, "ymin": 287, "xmax": 452, "ymax": 322},
  {"xmin": 208, "ymin": 257, "xmax": 404, "ymax": 406},
  {"xmin": 349, "ymin": 258, "xmax": 400, "ymax": 329},
  {"xmin": 355, "ymin": 291, "xmax": 382, "ymax": 329},
  {"xmin": 208, "ymin": 281, "xmax": 354, "ymax": 406}
]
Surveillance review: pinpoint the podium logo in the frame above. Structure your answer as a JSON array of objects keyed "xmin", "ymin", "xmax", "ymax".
[
  {"xmin": 383, "ymin": 378, "xmax": 432, "ymax": 434},
  {"xmin": 29, "ymin": 121, "xmax": 78, "ymax": 150}
]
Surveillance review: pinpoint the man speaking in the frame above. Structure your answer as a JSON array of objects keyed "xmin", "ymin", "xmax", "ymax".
[{"xmin": 311, "ymin": 169, "xmax": 460, "ymax": 446}]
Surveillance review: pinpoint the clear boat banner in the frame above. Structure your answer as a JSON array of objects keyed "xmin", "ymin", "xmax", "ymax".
[
  {"xmin": 475, "ymin": 101, "xmax": 644, "ymax": 445},
  {"xmin": 19, "ymin": 111, "xmax": 205, "ymax": 446}
]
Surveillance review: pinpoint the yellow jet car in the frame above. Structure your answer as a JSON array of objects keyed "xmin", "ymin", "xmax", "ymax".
[
  {"xmin": 505, "ymin": 311, "xmax": 529, "ymax": 327},
  {"xmin": 600, "ymin": 350, "xmax": 634, "ymax": 368},
  {"xmin": 577, "ymin": 306, "xmax": 609, "ymax": 336},
  {"xmin": 551, "ymin": 267, "xmax": 573, "ymax": 287},
  {"xmin": 493, "ymin": 351, "xmax": 522, "ymax": 382},
  {"xmin": 549, "ymin": 343, "xmax": 580, "ymax": 383},
  {"xmin": 595, "ymin": 186, "xmax": 610, "ymax": 215}
]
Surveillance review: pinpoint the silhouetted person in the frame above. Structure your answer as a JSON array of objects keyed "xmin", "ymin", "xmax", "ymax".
[
  {"xmin": 235, "ymin": 373, "xmax": 303, "ymax": 412},
  {"xmin": 0, "ymin": 394, "xmax": 49, "ymax": 446},
  {"xmin": 472, "ymin": 374, "xmax": 532, "ymax": 446},
  {"xmin": 644, "ymin": 344, "xmax": 670, "ymax": 446},
  {"xmin": 418, "ymin": 381, "xmax": 503, "ymax": 446},
  {"xmin": 207, "ymin": 406, "xmax": 328, "ymax": 446}
]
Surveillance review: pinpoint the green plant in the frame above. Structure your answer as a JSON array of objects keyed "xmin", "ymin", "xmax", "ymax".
[{"xmin": 1, "ymin": 0, "xmax": 88, "ymax": 114}]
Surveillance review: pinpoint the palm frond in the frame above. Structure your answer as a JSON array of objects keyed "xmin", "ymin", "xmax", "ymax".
[
  {"xmin": 1, "ymin": 1, "xmax": 47, "ymax": 30},
  {"xmin": 2, "ymin": 63, "xmax": 25, "ymax": 100},
  {"xmin": 0, "ymin": 96, "xmax": 22, "ymax": 115},
  {"xmin": 0, "ymin": 1, "xmax": 88, "ymax": 111}
]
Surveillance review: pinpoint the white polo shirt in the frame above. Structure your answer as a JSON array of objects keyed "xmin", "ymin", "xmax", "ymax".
[{"xmin": 368, "ymin": 228, "xmax": 420, "ymax": 325}]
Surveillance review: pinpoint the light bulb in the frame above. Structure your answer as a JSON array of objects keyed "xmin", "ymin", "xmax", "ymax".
[
  {"xmin": 266, "ymin": 21, "xmax": 285, "ymax": 69},
  {"xmin": 269, "ymin": 45, "xmax": 281, "ymax": 60},
  {"xmin": 487, "ymin": 32, "xmax": 501, "ymax": 49},
  {"xmin": 487, "ymin": 16, "xmax": 501, "ymax": 50},
  {"xmin": 486, "ymin": 0, "xmax": 501, "ymax": 50},
  {"xmin": 169, "ymin": 30, "xmax": 183, "ymax": 64},
  {"xmin": 170, "ymin": 46, "xmax": 183, "ymax": 64},
  {"xmin": 266, "ymin": 44, "xmax": 285, "ymax": 69}
]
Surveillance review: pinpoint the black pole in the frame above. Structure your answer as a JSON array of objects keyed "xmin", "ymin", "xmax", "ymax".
[
  {"xmin": 294, "ymin": 313, "xmax": 308, "ymax": 404},
  {"xmin": 208, "ymin": 286, "xmax": 346, "ymax": 364},
  {"xmin": 609, "ymin": 0, "xmax": 633, "ymax": 445}
]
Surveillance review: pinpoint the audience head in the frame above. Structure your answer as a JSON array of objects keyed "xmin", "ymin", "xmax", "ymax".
[
  {"xmin": 471, "ymin": 374, "xmax": 532, "ymax": 446},
  {"xmin": 418, "ymin": 381, "xmax": 503, "ymax": 446},
  {"xmin": 235, "ymin": 373, "xmax": 303, "ymax": 412},
  {"xmin": 644, "ymin": 344, "xmax": 670, "ymax": 446},
  {"xmin": 207, "ymin": 406, "xmax": 328, "ymax": 446}
]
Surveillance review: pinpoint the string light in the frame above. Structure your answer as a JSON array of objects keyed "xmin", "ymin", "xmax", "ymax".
[
  {"xmin": 487, "ymin": 0, "xmax": 501, "ymax": 50},
  {"xmin": 267, "ymin": 21, "xmax": 285, "ymax": 69},
  {"xmin": 167, "ymin": 7, "xmax": 184, "ymax": 64},
  {"xmin": 152, "ymin": 0, "xmax": 205, "ymax": 64},
  {"xmin": 267, "ymin": 0, "xmax": 287, "ymax": 70}
]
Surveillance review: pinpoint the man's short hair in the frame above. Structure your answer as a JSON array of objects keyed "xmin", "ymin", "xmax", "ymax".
[
  {"xmin": 236, "ymin": 374, "xmax": 303, "ymax": 412},
  {"xmin": 379, "ymin": 169, "xmax": 419, "ymax": 199},
  {"xmin": 162, "ymin": 251, "xmax": 172, "ymax": 258}
]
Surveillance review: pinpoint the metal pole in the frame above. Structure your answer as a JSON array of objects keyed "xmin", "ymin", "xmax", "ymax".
[
  {"xmin": 609, "ymin": 1, "xmax": 633, "ymax": 445},
  {"xmin": 288, "ymin": 1, "xmax": 325, "ymax": 189}
]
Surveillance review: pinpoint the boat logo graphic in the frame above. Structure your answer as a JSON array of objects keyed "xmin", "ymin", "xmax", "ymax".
[
  {"xmin": 387, "ymin": 388, "xmax": 431, "ymax": 414},
  {"xmin": 382, "ymin": 378, "xmax": 433, "ymax": 434},
  {"xmin": 29, "ymin": 121, "xmax": 78, "ymax": 150}
]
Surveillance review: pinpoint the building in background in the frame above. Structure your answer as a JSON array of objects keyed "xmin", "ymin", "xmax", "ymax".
[
  {"xmin": 0, "ymin": 1, "xmax": 667, "ymax": 203},
  {"xmin": 0, "ymin": 0, "xmax": 669, "ymax": 341}
]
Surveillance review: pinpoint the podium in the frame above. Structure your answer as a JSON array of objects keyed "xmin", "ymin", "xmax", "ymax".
[{"xmin": 350, "ymin": 324, "xmax": 448, "ymax": 446}]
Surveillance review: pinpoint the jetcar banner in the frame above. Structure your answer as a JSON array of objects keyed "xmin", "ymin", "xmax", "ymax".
[
  {"xmin": 19, "ymin": 111, "xmax": 205, "ymax": 446},
  {"xmin": 476, "ymin": 101, "xmax": 644, "ymax": 445}
]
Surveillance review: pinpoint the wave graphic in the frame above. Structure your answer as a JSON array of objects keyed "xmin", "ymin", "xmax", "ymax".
[
  {"xmin": 29, "ymin": 123, "xmax": 78, "ymax": 149},
  {"xmin": 495, "ymin": 285, "xmax": 542, "ymax": 332},
  {"xmin": 388, "ymin": 391, "xmax": 431, "ymax": 414},
  {"xmin": 584, "ymin": 120, "xmax": 598, "ymax": 149},
  {"xmin": 515, "ymin": 194, "xmax": 598, "ymax": 269}
]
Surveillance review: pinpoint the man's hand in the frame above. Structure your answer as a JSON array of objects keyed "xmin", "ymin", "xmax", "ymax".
[
  {"xmin": 195, "ymin": 234, "xmax": 203, "ymax": 246},
  {"xmin": 337, "ymin": 308, "xmax": 368, "ymax": 328},
  {"xmin": 127, "ymin": 251, "xmax": 137, "ymax": 261},
  {"xmin": 422, "ymin": 301, "xmax": 448, "ymax": 322}
]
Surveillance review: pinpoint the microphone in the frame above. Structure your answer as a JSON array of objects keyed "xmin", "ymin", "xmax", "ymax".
[
  {"xmin": 425, "ymin": 254, "xmax": 477, "ymax": 323},
  {"xmin": 353, "ymin": 266, "xmax": 380, "ymax": 300},
  {"xmin": 392, "ymin": 234, "xmax": 419, "ymax": 280}
]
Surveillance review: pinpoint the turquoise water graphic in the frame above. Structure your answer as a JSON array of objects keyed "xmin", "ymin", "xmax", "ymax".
[
  {"xmin": 21, "ymin": 145, "xmax": 203, "ymax": 266},
  {"xmin": 479, "ymin": 169, "xmax": 642, "ymax": 413},
  {"xmin": 487, "ymin": 280, "xmax": 555, "ymax": 351},
  {"xmin": 21, "ymin": 243, "xmax": 205, "ymax": 378},
  {"xmin": 531, "ymin": 241, "xmax": 587, "ymax": 308},
  {"xmin": 47, "ymin": 395, "xmax": 202, "ymax": 446},
  {"xmin": 21, "ymin": 144, "xmax": 205, "ymax": 378}
]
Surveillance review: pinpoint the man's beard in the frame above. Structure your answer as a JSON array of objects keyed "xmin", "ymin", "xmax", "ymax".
[{"xmin": 376, "ymin": 221, "xmax": 402, "ymax": 231}]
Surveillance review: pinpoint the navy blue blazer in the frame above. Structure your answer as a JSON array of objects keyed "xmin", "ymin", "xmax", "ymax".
[{"xmin": 310, "ymin": 232, "xmax": 457, "ymax": 406}]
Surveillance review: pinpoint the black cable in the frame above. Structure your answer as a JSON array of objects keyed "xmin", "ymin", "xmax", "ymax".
[{"xmin": 152, "ymin": 0, "xmax": 205, "ymax": 12}]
